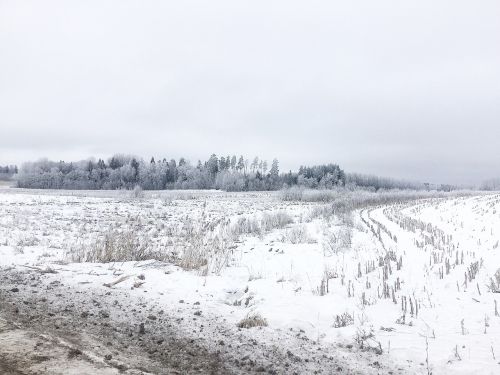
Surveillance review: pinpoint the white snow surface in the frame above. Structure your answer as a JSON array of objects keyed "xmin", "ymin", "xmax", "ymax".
[{"xmin": 1, "ymin": 188, "xmax": 500, "ymax": 374}]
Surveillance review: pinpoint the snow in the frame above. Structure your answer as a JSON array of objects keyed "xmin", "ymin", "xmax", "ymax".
[{"xmin": 1, "ymin": 188, "xmax": 499, "ymax": 374}]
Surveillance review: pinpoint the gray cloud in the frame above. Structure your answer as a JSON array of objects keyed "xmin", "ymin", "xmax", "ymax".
[{"xmin": 1, "ymin": 0, "xmax": 499, "ymax": 185}]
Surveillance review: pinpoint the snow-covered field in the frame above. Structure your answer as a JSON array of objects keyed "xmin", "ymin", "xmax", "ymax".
[{"xmin": 1, "ymin": 188, "xmax": 500, "ymax": 374}]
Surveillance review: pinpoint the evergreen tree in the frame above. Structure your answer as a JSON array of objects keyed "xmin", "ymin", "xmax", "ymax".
[
  {"xmin": 270, "ymin": 159, "xmax": 279, "ymax": 177},
  {"xmin": 109, "ymin": 157, "xmax": 120, "ymax": 170},
  {"xmin": 237, "ymin": 156, "xmax": 245, "ymax": 172},
  {"xmin": 251, "ymin": 157, "xmax": 259, "ymax": 172},
  {"xmin": 207, "ymin": 154, "xmax": 219, "ymax": 177},
  {"xmin": 219, "ymin": 157, "xmax": 226, "ymax": 170},
  {"xmin": 130, "ymin": 158, "xmax": 140, "ymax": 181}
]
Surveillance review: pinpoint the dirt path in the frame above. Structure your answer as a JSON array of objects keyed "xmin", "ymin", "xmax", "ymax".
[
  {"xmin": 0, "ymin": 268, "xmax": 407, "ymax": 374},
  {"xmin": 0, "ymin": 270, "xmax": 229, "ymax": 374},
  {"xmin": 0, "ymin": 359, "xmax": 23, "ymax": 375}
]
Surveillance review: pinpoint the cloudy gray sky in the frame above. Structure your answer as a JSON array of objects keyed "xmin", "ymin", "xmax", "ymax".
[{"xmin": 1, "ymin": 0, "xmax": 499, "ymax": 185}]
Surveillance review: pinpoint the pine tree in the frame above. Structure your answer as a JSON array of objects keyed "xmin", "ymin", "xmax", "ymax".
[
  {"xmin": 251, "ymin": 157, "xmax": 259, "ymax": 172},
  {"xmin": 219, "ymin": 157, "xmax": 226, "ymax": 170},
  {"xmin": 109, "ymin": 157, "xmax": 120, "ymax": 170},
  {"xmin": 130, "ymin": 158, "xmax": 140, "ymax": 181},
  {"xmin": 270, "ymin": 158, "xmax": 279, "ymax": 177},
  {"xmin": 237, "ymin": 156, "xmax": 245, "ymax": 172},
  {"xmin": 207, "ymin": 154, "xmax": 219, "ymax": 177},
  {"xmin": 269, "ymin": 159, "xmax": 279, "ymax": 188},
  {"xmin": 86, "ymin": 161, "xmax": 94, "ymax": 173}
]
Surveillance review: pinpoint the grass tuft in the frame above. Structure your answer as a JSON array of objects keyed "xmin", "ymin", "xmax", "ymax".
[{"xmin": 237, "ymin": 313, "xmax": 268, "ymax": 329}]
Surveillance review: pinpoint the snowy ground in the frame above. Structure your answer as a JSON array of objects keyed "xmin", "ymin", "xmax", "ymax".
[{"xmin": 1, "ymin": 188, "xmax": 499, "ymax": 374}]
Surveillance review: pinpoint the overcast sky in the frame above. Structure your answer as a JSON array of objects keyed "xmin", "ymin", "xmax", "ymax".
[{"xmin": 1, "ymin": 0, "xmax": 499, "ymax": 185}]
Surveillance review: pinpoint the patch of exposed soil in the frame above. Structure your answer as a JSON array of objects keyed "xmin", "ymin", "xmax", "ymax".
[{"xmin": 0, "ymin": 268, "xmax": 405, "ymax": 374}]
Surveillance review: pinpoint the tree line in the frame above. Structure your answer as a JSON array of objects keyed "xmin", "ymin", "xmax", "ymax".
[
  {"xmin": 480, "ymin": 178, "xmax": 500, "ymax": 191},
  {"xmin": 16, "ymin": 155, "xmax": 346, "ymax": 191},
  {"xmin": 346, "ymin": 172, "xmax": 424, "ymax": 191},
  {"xmin": 0, "ymin": 165, "xmax": 18, "ymax": 181},
  {"xmin": 14, "ymin": 154, "xmax": 456, "ymax": 192}
]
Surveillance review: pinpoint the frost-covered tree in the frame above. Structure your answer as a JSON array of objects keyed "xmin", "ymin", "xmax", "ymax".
[
  {"xmin": 0, "ymin": 165, "xmax": 18, "ymax": 181},
  {"xmin": 237, "ymin": 156, "xmax": 245, "ymax": 172},
  {"xmin": 206, "ymin": 154, "xmax": 219, "ymax": 178},
  {"xmin": 251, "ymin": 157, "xmax": 259, "ymax": 172},
  {"xmin": 219, "ymin": 156, "xmax": 226, "ymax": 171},
  {"xmin": 18, "ymin": 153, "xmax": 430, "ymax": 193},
  {"xmin": 262, "ymin": 160, "xmax": 268, "ymax": 175}
]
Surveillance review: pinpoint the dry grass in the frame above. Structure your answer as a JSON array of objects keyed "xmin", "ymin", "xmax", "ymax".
[
  {"xmin": 322, "ymin": 226, "xmax": 352, "ymax": 255},
  {"xmin": 232, "ymin": 211, "xmax": 293, "ymax": 237},
  {"xmin": 131, "ymin": 185, "xmax": 144, "ymax": 199},
  {"xmin": 180, "ymin": 210, "xmax": 294, "ymax": 274},
  {"xmin": 281, "ymin": 224, "xmax": 313, "ymax": 244},
  {"xmin": 488, "ymin": 269, "xmax": 500, "ymax": 293},
  {"xmin": 67, "ymin": 230, "xmax": 158, "ymax": 263},
  {"xmin": 333, "ymin": 312, "xmax": 354, "ymax": 328},
  {"xmin": 237, "ymin": 313, "xmax": 268, "ymax": 329}
]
